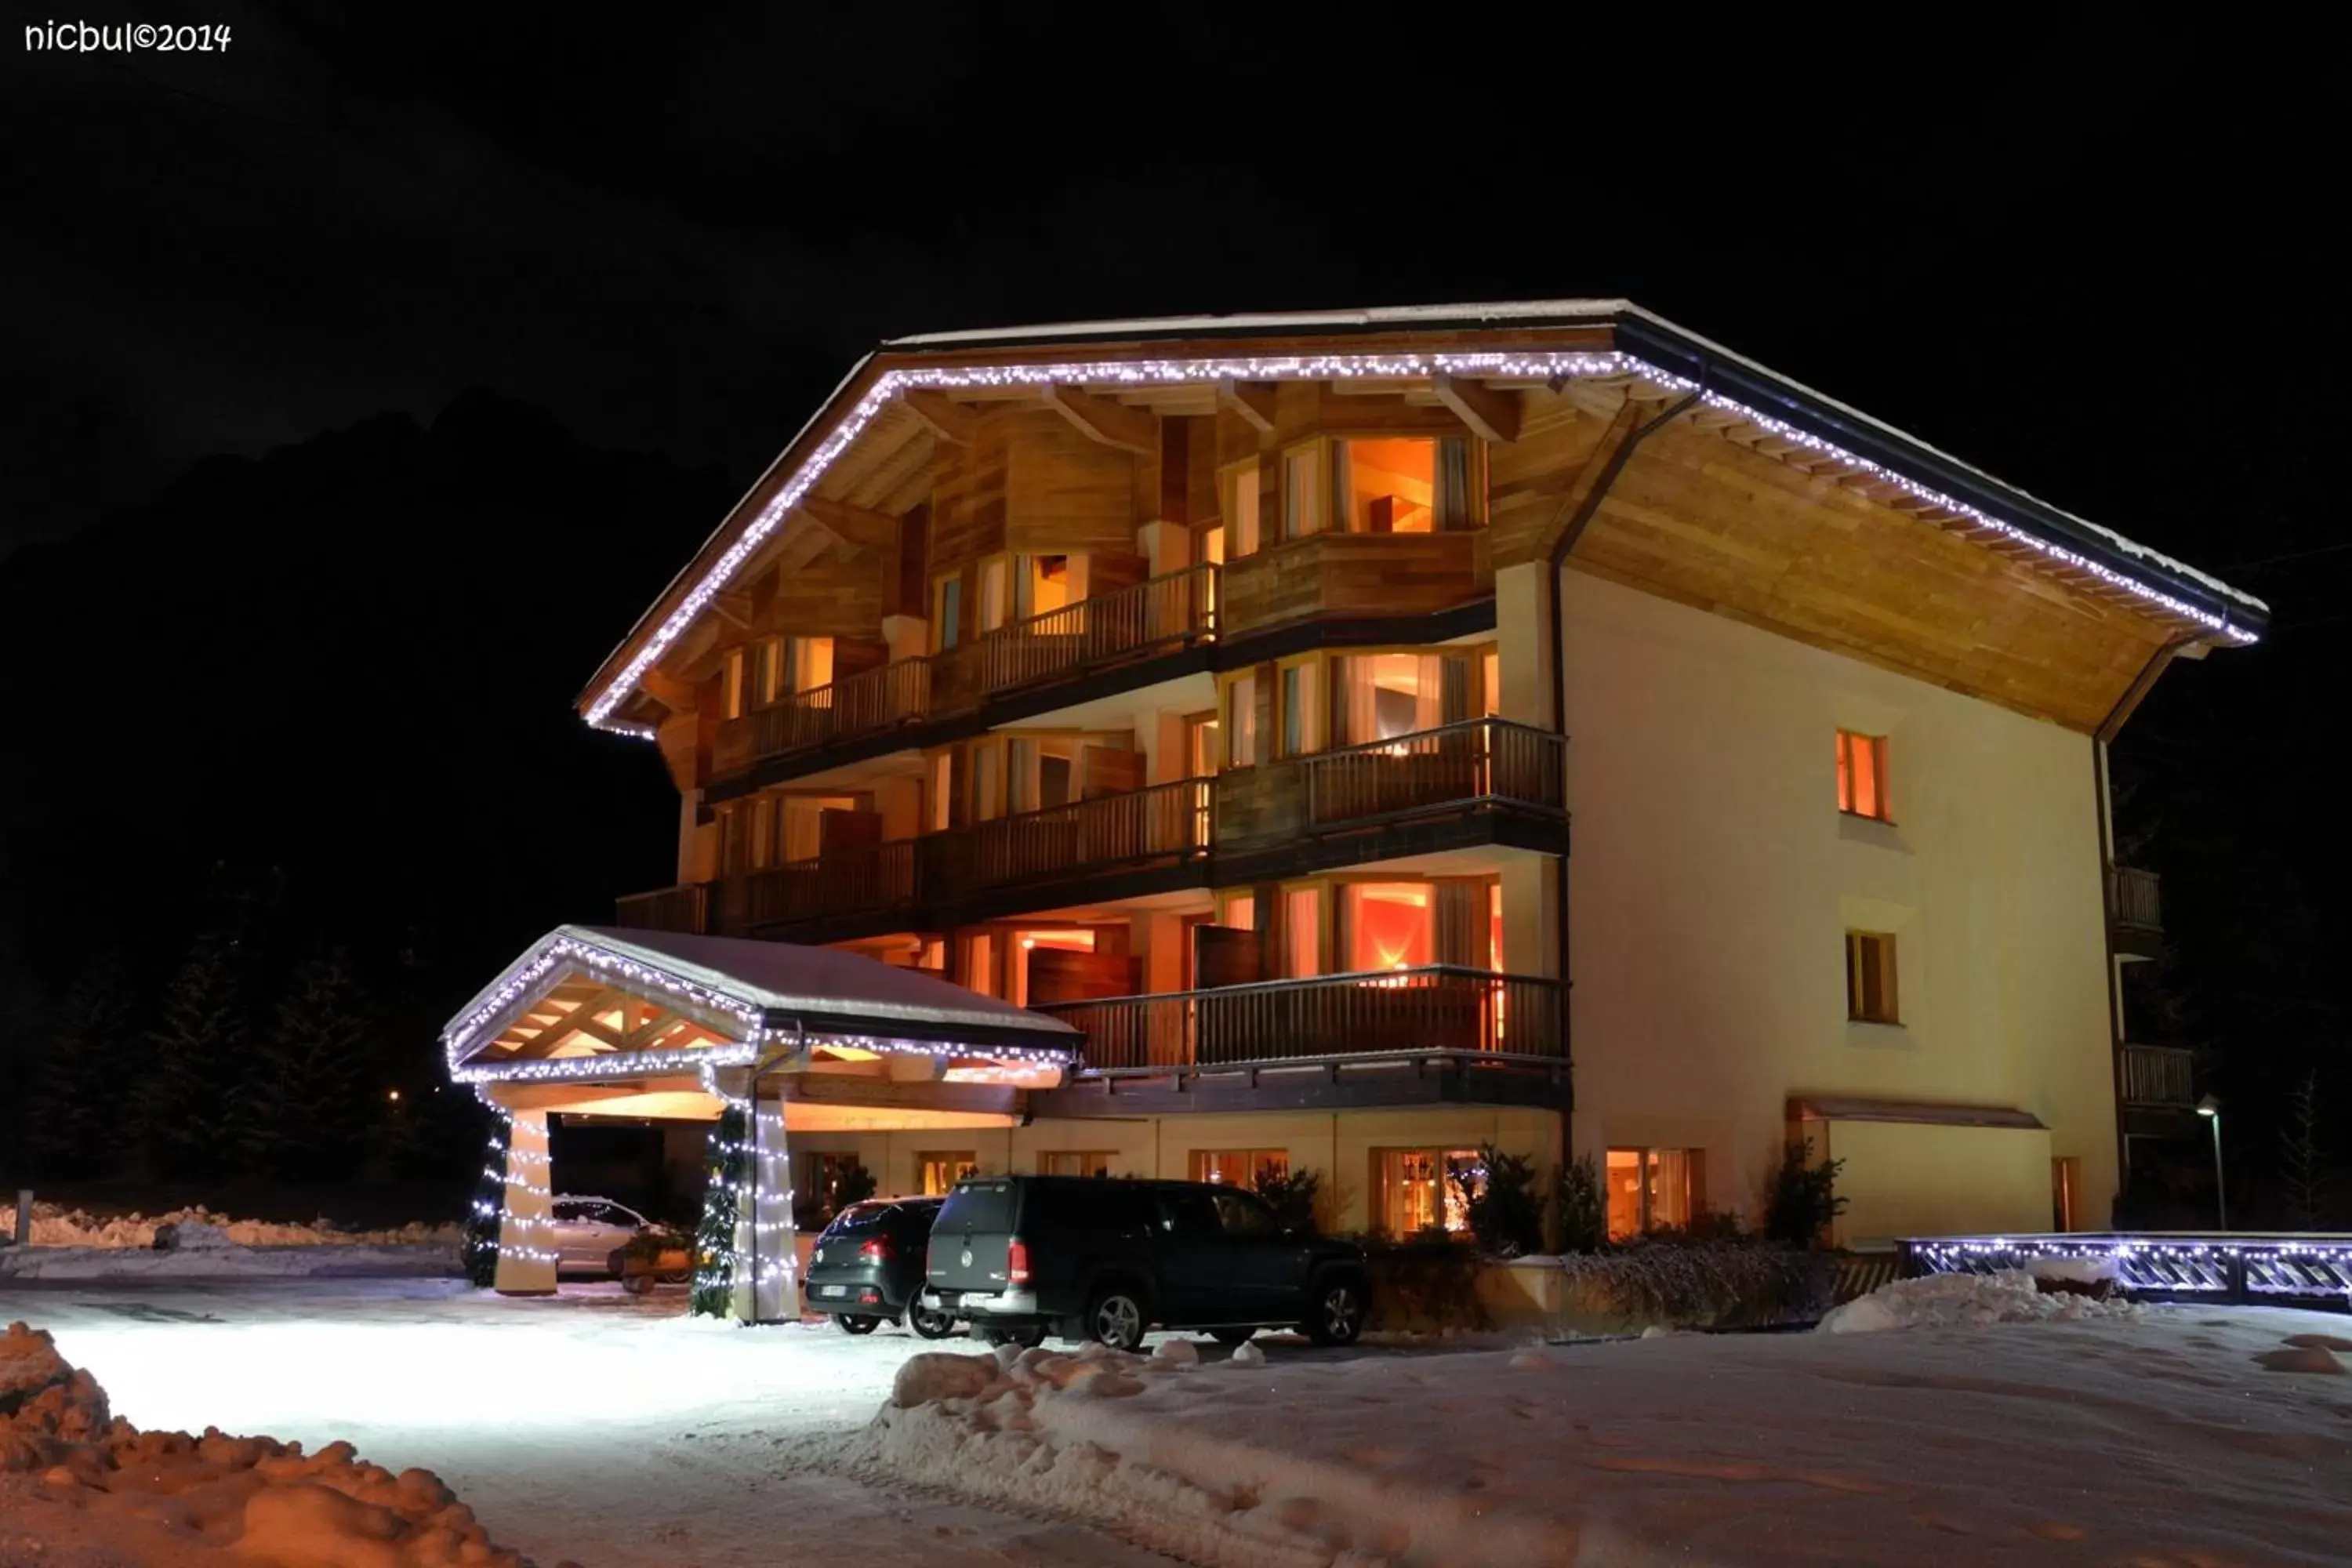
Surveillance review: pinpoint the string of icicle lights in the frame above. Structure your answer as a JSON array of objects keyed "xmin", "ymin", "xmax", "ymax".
[{"xmin": 584, "ymin": 350, "xmax": 2262, "ymax": 734}]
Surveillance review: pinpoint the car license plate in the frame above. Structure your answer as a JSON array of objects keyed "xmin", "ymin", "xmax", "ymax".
[{"xmin": 818, "ymin": 1284, "xmax": 846, "ymax": 1298}]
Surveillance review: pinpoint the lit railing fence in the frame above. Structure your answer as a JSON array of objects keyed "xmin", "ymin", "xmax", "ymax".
[
  {"xmin": 614, "ymin": 883, "xmax": 711, "ymax": 935},
  {"xmin": 928, "ymin": 779, "xmax": 1210, "ymax": 900},
  {"xmin": 1039, "ymin": 966, "xmax": 1562, "ymax": 1072},
  {"xmin": 1298, "ymin": 717, "xmax": 1566, "ymax": 830},
  {"xmin": 2107, "ymin": 864, "xmax": 2162, "ymax": 931},
  {"xmin": 2119, "ymin": 1043, "xmax": 2195, "ymax": 1106},
  {"xmin": 746, "ymin": 658, "xmax": 931, "ymax": 760},
  {"xmin": 1900, "ymin": 1234, "xmax": 2352, "ymax": 1308},
  {"xmin": 717, "ymin": 840, "xmax": 918, "ymax": 930},
  {"xmin": 971, "ymin": 564, "xmax": 1218, "ymax": 697}
]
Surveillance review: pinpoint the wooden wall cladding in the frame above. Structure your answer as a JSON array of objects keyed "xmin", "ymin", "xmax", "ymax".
[
  {"xmin": 754, "ymin": 550, "xmax": 886, "ymax": 637},
  {"xmin": 930, "ymin": 412, "xmax": 1011, "ymax": 574},
  {"xmin": 1577, "ymin": 421, "xmax": 2176, "ymax": 732},
  {"xmin": 1210, "ymin": 760, "xmax": 1304, "ymax": 848},
  {"xmin": 1220, "ymin": 531, "xmax": 1491, "ymax": 635},
  {"xmin": 1487, "ymin": 390, "xmax": 1613, "ymax": 568},
  {"xmin": 1005, "ymin": 408, "xmax": 1138, "ymax": 557}
]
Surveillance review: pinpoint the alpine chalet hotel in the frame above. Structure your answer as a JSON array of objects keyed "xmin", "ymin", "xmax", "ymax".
[{"xmin": 442, "ymin": 303, "xmax": 2263, "ymax": 1314}]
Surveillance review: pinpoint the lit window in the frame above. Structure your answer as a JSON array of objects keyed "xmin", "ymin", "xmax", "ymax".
[
  {"xmin": 1375, "ymin": 1148, "xmax": 1483, "ymax": 1236},
  {"xmin": 1189, "ymin": 1149, "xmax": 1288, "ymax": 1185},
  {"xmin": 720, "ymin": 648, "xmax": 747, "ymax": 720},
  {"xmin": 1345, "ymin": 884, "xmax": 1432, "ymax": 971},
  {"xmin": 932, "ymin": 575, "xmax": 963, "ymax": 651},
  {"xmin": 1220, "ymin": 892, "xmax": 1254, "ymax": 931},
  {"xmin": 1227, "ymin": 673, "xmax": 1258, "ymax": 768},
  {"xmin": 789, "ymin": 636, "xmax": 834, "ymax": 693},
  {"xmin": 1279, "ymin": 661, "xmax": 1322, "ymax": 757},
  {"xmin": 1224, "ymin": 463, "xmax": 1261, "ymax": 557},
  {"xmin": 1836, "ymin": 729, "xmax": 1889, "ymax": 820},
  {"xmin": 979, "ymin": 557, "xmax": 1010, "ymax": 633},
  {"xmin": 1606, "ymin": 1147, "xmax": 1705, "ymax": 1240},
  {"xmin": 1284, "ymin": 887, "xmax": 1322, "ymax": 978},
  {"xmin": 1040, "ymin": 1150, "xmax": 1116, "ymax": 1178},
  {"xmin": 916, "ymin": 1152, "xmax": 978, "ymax": 1196},
  {"xmin": 1846, "ymin": 931, "xmax": 1899, "ymax": 1024},
  {"xmin": 755, "ymin": 638, "xmax": 786, "ymax": 706},
  {"xmin": 1338, "ymin": 438, "xmax": 1437, "ymax": 533},
  {"xmin": 1283, "ymin": 446, "xmax": 1323, "ymax": 539},
  {"xmin": 1185, "ymin": 712, "xmax": 1219, "ymax": 779}
]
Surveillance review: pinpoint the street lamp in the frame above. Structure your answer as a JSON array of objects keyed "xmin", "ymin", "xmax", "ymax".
[{"xmin": 2195, "ymin": 1093, "xmax": 2227, "ymax": 1231}]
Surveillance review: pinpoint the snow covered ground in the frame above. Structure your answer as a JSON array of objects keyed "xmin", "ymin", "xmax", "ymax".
[
  {"xmin": 0, "ymin": 1204, "xmax": 462, "ymax": 1282},
  {"xmin": 21, "ymin": 1202, "xmax": 461, "ymax": 1249},
  {"xmin": 5, "ymin": 1274, "xmax": 2347, "ymax": 1566}
]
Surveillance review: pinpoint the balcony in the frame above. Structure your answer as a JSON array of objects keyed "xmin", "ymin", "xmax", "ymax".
[
  {"xmin": 960, "ymin": 564, "xmax": 1217, "ymax": 703},
  {"xmin": 2107, "ymin": 865, "xmax": 2162, "ymax": 959},
  {"xmin": 1218, "ymin": 530, "xmax": 1489, "ymax": 637},
  {"xmin": 1038, "ymin": 967, "xmax": 1563, "ymax": 1072},
  {"xmin": 2119, "ymin": 1043, "xmax": 2195, "ymax": 1108},
  {"xmin": 614, "ymin": 882, "xmax": 711, "ymax": 935},
  {"xmin": 621, "ymin": 719, "xmax": 1565, "ymax": 941}
]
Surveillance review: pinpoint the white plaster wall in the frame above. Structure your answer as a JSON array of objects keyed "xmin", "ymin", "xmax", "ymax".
[{"xmin": 1554, "ymin": 568, "xmax": 2117, "ymax": 1236}]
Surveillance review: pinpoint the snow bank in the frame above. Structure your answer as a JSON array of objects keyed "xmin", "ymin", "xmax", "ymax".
[
  {"xmin": 0, "ymin": 1321, "xmax": 557, "ymax": 1566},
  {"xmin": 0, "ymin": 1242, "xmax": 455, "ymax": 1282},
  {"xmin": 1817, "ymin": 1269, "xmax": 2143, "ymax": 1334},
  {"xmin": 24, "ymin": 1202, "xmax": 460, "ymax": 1250}
]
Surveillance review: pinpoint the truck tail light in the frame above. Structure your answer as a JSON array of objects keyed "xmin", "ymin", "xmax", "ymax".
[{"xmin": 1007, "ymin": 1237, "xmax": 1031, "ymax": 1285}]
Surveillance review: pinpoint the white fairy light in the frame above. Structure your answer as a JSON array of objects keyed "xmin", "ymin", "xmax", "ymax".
[
  {"xmin": 1908, "ymin": 1233, "xmax": 2352, "ymax": 1302},
  {"xmin": 583, "ymin": 348, "xmax": 2260, "ymax": 733}
]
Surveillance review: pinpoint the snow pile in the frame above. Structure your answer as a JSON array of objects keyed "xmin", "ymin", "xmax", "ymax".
[
  {"xmin": 152, "ymin": 1219, "xmax": 239, "ymax": 1250},
  {"xmin": 0, "ymin": 1322, "xmax": 555, "ymax": 1566},
  {"xmin": 26, "ymin": 1202, "xmax": 460, "ymax": 1250},
  {"xmin": 1817, "ymin": 1269, "xmax": 2144, "ymax": 1334}
]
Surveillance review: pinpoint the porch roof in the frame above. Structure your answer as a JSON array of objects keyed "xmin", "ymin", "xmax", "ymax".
[{"xmin": 440, "ymin": 924, "xmax": 1079, "ymax": 1086}]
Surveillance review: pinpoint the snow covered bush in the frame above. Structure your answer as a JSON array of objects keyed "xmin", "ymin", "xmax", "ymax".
[
  {"xmin": 1364, "ymin": 1238, "xmax": 1491, "ymax": 1332},
  {"xmin": 1550, "ymin": 1153, "xmax": 1606, "ymax": 1253},
  {"xmin": 1559, "ymin": 1240, "xmax": 1836, "ymax": 1330},
  {"xmin": 1251, "ymin": 1163, "xmax": 1321, "ymax": 1232},
  {"xmin": 1457, "ymin": 1142, "xmax": 1543, "ymax": 1257}
]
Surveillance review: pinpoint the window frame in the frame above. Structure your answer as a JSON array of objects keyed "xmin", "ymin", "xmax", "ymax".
[
  {"xmin": 1836, "ymin": 728, "xmax": 1891, "ymax": 822},
  {"xmin": 1845, "ymin": 929, "xmax": 1900, "ymax": 1024},
  {"xmin": 1280, "ymin": 439, "xmax": 1327, "ymax": 540},
  {"xmin": 1605, "ymin": 1145, "xmax": 1706, "ymax": 1240},
  {"xmin": 931, "ymin": 572, "xmax": 964, "ymax": 652},
  {"xmin": 1221, "ymin": 459, "xmax": 1263, "ymax": 557},
  {"xmin": 1220, "ymin": 670, "xmax": 1260, "ymax": 769}
]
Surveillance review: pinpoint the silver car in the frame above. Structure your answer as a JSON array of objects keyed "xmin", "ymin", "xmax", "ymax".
[{"xmin": 550, "ymin": 1195, "xmax": 652, "ymax": 1276}]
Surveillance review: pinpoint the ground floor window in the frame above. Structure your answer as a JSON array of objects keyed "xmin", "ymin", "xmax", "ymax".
[
  {"xmin": 1039, "ymin": 1150, "xmax": 1116, "ymax": 1178},
  {"xmin": 802, "ymin": 1152, "xmax": 867, "ymax": 1220},
  {"xmin": 1374, "ymin": 1147, "xmax": 1481, "ymax": 1236},
  {"xmin": 916, "ymin": 1152, "xmax": 978, "ymax": 1196},
  {"xmin": 1605, "ymin": 1146, "xmax": 1704, "ymax": 1240},
  {"xmin": 1189, "ymin": 1149, "xmax": 1288, "ymax": 1186}
]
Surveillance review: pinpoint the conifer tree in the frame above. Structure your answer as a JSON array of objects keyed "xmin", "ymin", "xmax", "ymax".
[
  {"xmin": 245, "ymin": 950, "xmax": 373, "ymax": 1180},
  {"xmin": 24, "ymin": 954, "xmax": 137, "ymax": 1178},
  {"xmin": 691, "ymin": 1107, "xmax": 750, "ymax": 1318},
  {"xmin": 135, "ymin": 939, "xmax": 248, "ymax": 1178}
]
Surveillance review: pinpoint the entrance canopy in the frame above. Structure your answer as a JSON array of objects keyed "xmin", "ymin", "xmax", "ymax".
[{"xmin": 441, "ymin": 925, "xmax": 1080, "ymax": 1099}]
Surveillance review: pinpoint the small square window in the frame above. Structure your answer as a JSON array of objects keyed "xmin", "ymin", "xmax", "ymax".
[
  {"xmin": 1836, "ymin": 730, "xmax": 1889, "ymax": 820},
  {"xmin": 1846, "ymin": 931, "xmax": 1899, "ymax": 1024}
]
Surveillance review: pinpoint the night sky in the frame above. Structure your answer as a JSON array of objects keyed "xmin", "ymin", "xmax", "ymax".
[{"xmin": 2, "ymin": 9, "xmax": 2343, "ymax": 1196}]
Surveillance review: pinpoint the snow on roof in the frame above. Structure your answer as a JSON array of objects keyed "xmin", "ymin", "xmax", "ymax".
[{"xmin": 565, "ymin": 924, "xmax": 1079, "ymax": 1039}]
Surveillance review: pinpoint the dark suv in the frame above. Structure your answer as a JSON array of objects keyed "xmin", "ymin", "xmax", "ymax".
[
  {"xmin": 806, "ymin": 1197, "xmax": 956, "ymax": 1338},
  {"xmin": 920, "ymin": 1175, "xmax": 1369, "ymax": 1351}
]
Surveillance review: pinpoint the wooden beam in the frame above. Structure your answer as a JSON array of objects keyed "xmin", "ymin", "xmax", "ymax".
[
  {"xmin": 1216, "ymin": 379, "xmax": 1279, "ymax": 434},
  {"xmin": 638, "ymin": 664, "xmax": 697, "ymax": 713},
  {"xmin": 788, "ymin": 1073, "xmax": 1022, "ymax": 1118},
  {"xmin": 797, "ymin": 495, "xmax": 900, "ymax": 554},
  {"xmin": 900, "ymin": 390, "xmax": 977, "ymax": 447},
  {"xmin": 1432, "ymin": 376, "xmax": 1521, "ymax": 443},
  {"xmin": 710, "ymin": 590, "xmax": 754, "ymax": 630},
  {"xmin": 1042, "ymin": 384, "xmax": 1159, "ymax": 455}
]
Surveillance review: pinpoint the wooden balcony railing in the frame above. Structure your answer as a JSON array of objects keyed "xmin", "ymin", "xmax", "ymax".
[
  {"xmin": 971, "ymin": 564, "xmax": 1218, "ymax": 698},
  {"xmin": 2119, "ymin": 1043, "xmax": 2195, "ymax": 1107},
  {"xmin": 719, "ymin": 840, "xmax": 918, "ymax": 931},
  {"xmin": 2107, "ymin": 865, "xmax": 2162, "ymax": 931},
  {"xmin": 1297, "ymin": 717, "xmax": 1566, "ymax": 830},
  {"xmin": 926, "ymin": 779, "xmax": 1210, "ymax": 901},
  {"xmin": 729, "ymin": 658, "xmax": 931, "ymax": 768},
  {"xmin": 614, "ymin": 883, "xmax": 712, "ymax": 935},
  {"xmin": 1040, "ymin": 966, "xmax": 1563, "ymax": 1072}
]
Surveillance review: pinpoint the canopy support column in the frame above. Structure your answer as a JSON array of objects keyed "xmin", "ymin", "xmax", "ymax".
[
  {"xmin": 731, "ymin": 1087, "xmax": 800, "ymax": 1323},
  {"xmin": 493, "ymin": 1109, "xmax": 557, "ymax": 1296}
]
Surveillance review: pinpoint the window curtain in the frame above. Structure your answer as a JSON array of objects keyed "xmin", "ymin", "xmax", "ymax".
[
  {"xmin": 1432, "ymin": 880, "xmax": 1483, "ymax": 967},
  {"xmin": 1436, "ymin": 438, "xmax": 1473, "ymax": 531},
  {"xmin": 1338, "ymin": 657, "xmax": 1378, "ymax": 748}
]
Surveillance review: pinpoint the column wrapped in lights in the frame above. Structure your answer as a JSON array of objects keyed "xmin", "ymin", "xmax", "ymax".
[
  {"xmin": 491, "ymin": 1109, "xmax": 558, "ymax": 1295},
  {"xmin": 462, "ymin": 1110, "xmax": 511, "ymax": 1287},
  {"xmin": 584, "ymin": 349, "xmax": 2263, "ymax": 734},
  {"xmin": 735, "ymin": 1097, "xmax": 798, "ymax": 1325}
]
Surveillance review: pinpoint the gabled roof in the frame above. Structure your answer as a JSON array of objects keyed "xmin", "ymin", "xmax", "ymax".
[
  {"xmin": 581, "ymin": 301, "xmax": 2267, "ymax": 734},
  {"xmin": 441, "ymin": 924, "xmax": 1079, "ymax": 1084}
]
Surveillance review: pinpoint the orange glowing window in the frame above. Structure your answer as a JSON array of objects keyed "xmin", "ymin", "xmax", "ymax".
[
  {"xmin": 1284, "ymin": 887, "xmax": 1322, "ymax": 978},
  {"xmin": 1221, "ymin": 893, "xmax": 1255, "ymax": 931},
  {"xmin": 1836, "ymin": 729, "xmax": 1889, "ymax": 820},
  {"xmin": 1344, "ymin": 884, "xmax": 1432, "ymax": 972},
  {"xmin": 1339, "ymin": 438, "xmax": 1437, "ymax": 534}
]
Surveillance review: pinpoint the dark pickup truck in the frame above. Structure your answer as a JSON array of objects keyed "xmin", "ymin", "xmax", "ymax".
[{"xmin": 920, "ymin": 1174, "xmax": 1369, "ymax": 1351}]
